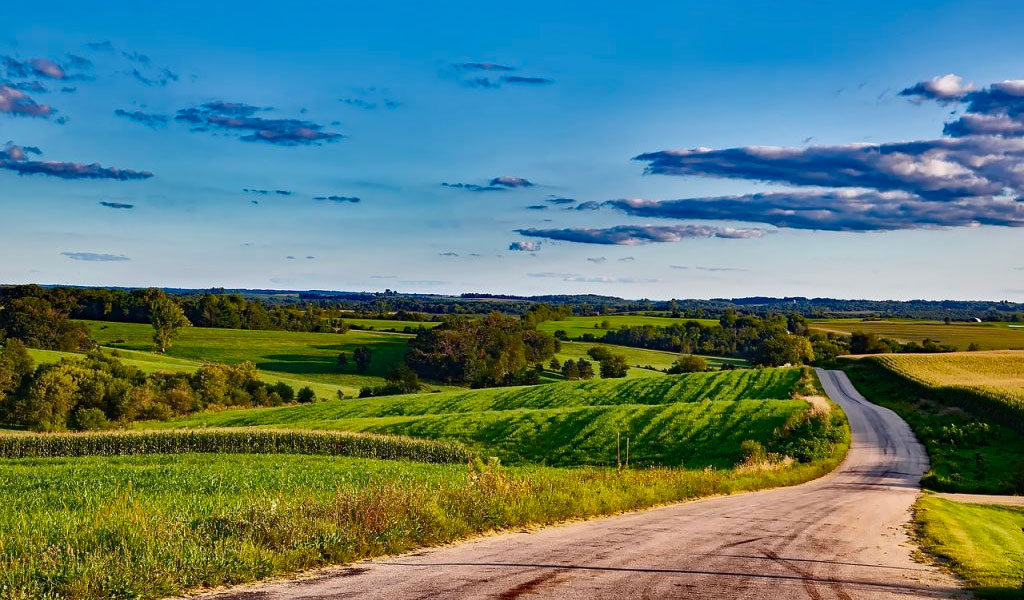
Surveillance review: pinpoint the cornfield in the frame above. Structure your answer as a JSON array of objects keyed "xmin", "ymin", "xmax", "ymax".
[
  {"xmin": 0, "ymin": 428, "xmax": 471, "ymax": 463},
  {"xmin": 869, "ymin": 350, "xmax": 1024, "ymax": 431}
]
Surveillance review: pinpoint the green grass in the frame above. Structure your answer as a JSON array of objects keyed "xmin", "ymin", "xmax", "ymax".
[
  {"xmin": 78, "ymin": 319, "xmax": 428, "ymax": 395},
  {"xmin": 811, "ymin": 319, "xmax": 1024, "ymax": 351},
  {"xmin": 0, "ymin": 449, "xmax": 846, "ymax": 600},
  {"xmin": 27, "ymin": 347, "xmax": 353, "ymax": 400},
  {"xmin": 343, "ymin": 318, "xmax": 440, "ymax": 331},
  {"xmin": 536, "ymin": 315, "xmax": 720, "ymax": 339},
  {"xmin": 553, "ymin": 341, "xmax": 747, "ymax": 377},
  {"xmin": 839, "ymin": 358, "xmax": 1024, "ymax": 493},
  {"xmin": 915, "ymin": 496, "xmax": 1024, "ymax": 598},
  {"xmin": 141, "ymin": 368, "xmax": 807, "ymax": 467}
]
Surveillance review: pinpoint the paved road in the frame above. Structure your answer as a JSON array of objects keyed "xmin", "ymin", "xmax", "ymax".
[{"xmin": 201, "ymin": 369, "xmax": 964, "ymax": 599}]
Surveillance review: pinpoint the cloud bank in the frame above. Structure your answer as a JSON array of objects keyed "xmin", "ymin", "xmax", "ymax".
[
  {"xmin": 1, "ymin": 143, "xmax": 152, "ymax": 180},
  {"xmin": 176, "ymin": 101, "xmax": 342, "ymax": 146},
  {"xmin": 61, "ymin": 252, "xmax": 130, "ymax": 262},
  {"xmin": 517, "ymin": 225, "xmax": 765, "ymax": 245}
]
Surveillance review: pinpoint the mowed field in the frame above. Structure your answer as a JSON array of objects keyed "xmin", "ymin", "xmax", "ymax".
[
  {"xmin": 811, "ymin": 319, "xmax": 1024, "ymax": 350},
  {"xmin": 536, "ymin": 315, "xmax": 720, "ymax": 339},
  {"xmin": 80, "ymin": 319, "xmax": 419, "ymax": 395},
  {"xmin": 141, "ymin": 368, "xmax": 807, "ymax": 467},
  {"xmin": 553, "ymin": 341, "xmax": 747, "ymax": 377}
]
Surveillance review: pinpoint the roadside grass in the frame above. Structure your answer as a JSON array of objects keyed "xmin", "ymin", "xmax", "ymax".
[
  {"xmin": 914, "ymin": 496, "xmax": 1024, "ymax": 598},
  {"xmin": 78, "ymin": 319, "xmax": 421, "ymax": 393},
  {"xmin": 811, "ymin": 319, "xmax": 1024, "ymax": 351},
  {"xmin": 0, "ymin": 448, "xmax": 846, "ymax": 600},
  {"xmin": 839, "ymin": 358, "xmax": 1024, "ymax": 493},
  {"xmin": 139, "ymin": 369, "xmax": 807, "ymax": 467},
  {"xmin": 535, "ymin": 315, "xmax": 720, "ymax": 339}
]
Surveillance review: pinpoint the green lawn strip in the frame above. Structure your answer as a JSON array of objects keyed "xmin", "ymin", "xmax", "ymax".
[
  {"xmin": 0, "ymin": 449, "xmax": 845, "ymax": 600},
  {"xmin": 535, "ymin": 315, "xmax": 721, "ymax": 339},
  {"xmin": 838, "ymin": 358, "xmax": 1024, "ymax": 494},
  {"xmin": 914, "ymin": 496, "xmax": 1024, "ymax": 598}
]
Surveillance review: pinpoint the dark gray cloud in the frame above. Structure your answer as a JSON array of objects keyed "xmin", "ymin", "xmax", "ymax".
[
  {"xmin": 1, "ymin": 143, "xmax": 152, "ymax": 180},
  {"xmin": 442, "ymin": 177, "xmax": 534, "ymax": 192},
  {"xmin": 314, "ymin": 195, "xmax": 360, "ymax": 203},
  {"xmin": 509, "ymin": 241, "xmax": 541, "ymax": 252},
  {"xmin": 619, "ymin": 256, "xmax": 635, "ymax": 262},
  {"xmin": 61, "ymin": 252, "xmax": 130, "ymax": 262},
  {"xmin": 0, "ymin": 85, "xmax": 54, "ymax": 118},
  {"xmin": 454, "ymin": 62, "xmax": 516, "ymax": 72},
  {"xmin": 439, "ymin": 252, "xmax": 459, "ymax": 257},
  {"xmin": 129, "ymin": 67, "xmax": 178, "ymax": 87},
  {"xmin": 114, "ymin": 109, "xmax": 168, "ymax": 127},
  {"xmin": 176, "ymin": 101, "xmax": 342, "ymax": 146},
  {"xmin": 500, "ymin": 75, "xmax": 554, "ymax": 86},
  {"xmin": 574, "ymin": 201, "xmax": 601, "ymax": 210},
  {"xmin": 546, "ymin": 197, "xmax": 576, "ymax": 204},
  {"xmin": 517, "ymin": 224, "xmax": 765, "ymax": 245},
  {"xmin": 340, "ymin": 88, "xmax": 398, "ymax": 110},
  {"xmin": 99, "ymin": 201, "xmax": 134, "ymax": 209},
  {"xmin": 586, "ymin": 257, "xmax": 607, "ymax": 263},
  {"xmin": 243, "ymin": 188, "xmax": 294, "ymax": 196},
  {"xmin": 526, "ymin": 204, "xmax": 547, "ymax": 210},
  {"xmin": 606, "ymin": 190, "xmax": 1024, "ymax": 231}
]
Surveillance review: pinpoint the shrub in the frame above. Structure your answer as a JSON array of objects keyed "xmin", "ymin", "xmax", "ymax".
[
  {"xmin": 297, "ymin": 387, "xmax": 316, "ymax": 403},
  {"xmin": 668, "ymin": 355, "xmax": 707, "ymax": 374},
  {"xmin": 73, "ymin": 407, "xmax": 109, "ymax": 431}
]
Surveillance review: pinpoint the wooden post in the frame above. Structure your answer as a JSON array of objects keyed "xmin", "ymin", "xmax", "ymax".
[{"xmin": 616, "ymin": 432, "xmax": 621, "ymax": 470}]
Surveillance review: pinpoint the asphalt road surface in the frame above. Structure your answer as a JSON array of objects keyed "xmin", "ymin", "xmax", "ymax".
[{"xmin": 200, "ymin": 369, "xmax": 964, "ymax": 599}]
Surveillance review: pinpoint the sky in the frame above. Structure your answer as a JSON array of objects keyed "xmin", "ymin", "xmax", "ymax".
[{"xmin": 1, "ymin": 0, "xmax": 1023, "ymax": 301}]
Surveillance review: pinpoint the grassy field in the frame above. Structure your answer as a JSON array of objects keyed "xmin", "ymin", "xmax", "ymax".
[
  {"xmin": 536, "ymin": 315, "xmax": 720, "ymax": 339},
  {"xmin": 840, "ymin": 356, "xmax": 1024, "ymax": 493},
  {"xmin": 0, "ymin": 450, "xmax": 845, "ymax": 600},
  {"xmin": 141, "ymin": 368, "xmax": 808, "ymax": 467},
  {"xmin": 343, "ymin": 317, "xmax": 440, "ymax": 331},
  {"xmin": 915, "ymin": 496, "xmax": 1024, "ymax": 598},
  {"xmin": 27, "ymin": 347, "xmax": 354, "ymax": 400},
  {"xmin": 79, "ymin": 319, "xmax": 418, "ymax": 395},
  {"xmin": 811, "ymin": 319, "xmax": 1024, "ymax": 350},
  {"xmin": 552, "ymin": 341, "xmax": 747, "ymax": 379}
]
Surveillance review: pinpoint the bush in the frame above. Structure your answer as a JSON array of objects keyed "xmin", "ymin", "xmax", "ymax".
[
  {"xmin": 740, "ymin": 439, "xmax": 767, "ymax": 463},
  {"xmin": 668, "ymin": 355, "xmax": 707, "ymax": 374},
  {"xmin": 73, "ymin": 408, "xmax": 109, "ymax": 431},
  {"xmin": 297, "ymin": 386, "xmax": 316, "ymax": 403},
  {"xmin": 598, "ymin": 354, "xmax": 628, "ymax": 378}
]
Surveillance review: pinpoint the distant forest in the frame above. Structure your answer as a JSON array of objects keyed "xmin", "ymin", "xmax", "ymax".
[{"xmin": 2, "ymin": 284, "xmax": 1023, "ymax": 323}]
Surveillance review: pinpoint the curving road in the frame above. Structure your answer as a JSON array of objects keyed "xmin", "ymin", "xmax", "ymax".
[{"xmin": 201, "ymin": 369, "xmax": 965, "ymax": 599}]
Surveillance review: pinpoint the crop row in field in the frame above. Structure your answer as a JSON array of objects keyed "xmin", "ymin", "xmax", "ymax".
[
  {"xmin": 0, "ymin": 429, "xmax": 469, "ymax": 463},
  {"xmin": 0, "ymin": 449, "xmax": 846, "ymax": 600},
  {"xmin": 144, "ymin": 368, "xmax": 809, "ymax": 467},
  {"xmin": 810, "ymin": 320, "xmax": 1024, "ymax": 351},
  {"xmin": 870, "ymin": 351, "xmax": 1024, "ymax": 430}
]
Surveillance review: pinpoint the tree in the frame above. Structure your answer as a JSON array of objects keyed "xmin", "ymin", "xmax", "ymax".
[
  {"xmin": 548, "ymin": 357, "xmax": 561, "ymax": 371},
  {"xmin": 577, "ymin": 358, "xmax": 596, "ymax": 379},
  {"xmin": 337, "ymin": 352, "xmax": 349, "ymax": 368},
  {"xmin": 0, "ymin": 338, "xmax": 33, "ymax": 403},
  {"xmin": 561, "ymin": 358, "xmax": 580, "ymax": 380},
  {"xmin": 756, "ymin": 334, "xmax": 815, "ymax": 366},
  {"xmin": 353, "ymin": 346, "xmax": 372, "ymax": 373},
  {"xmin": 148, "ymin": 291, "xmax": 190, "ymax": 353},
  {"xmin": 297, "ymin": 386, "xmax": 316, "ymax": 403},
  {"xmin": 598, "ymin": 354, "xmax": 628, "ymax": 378},
  {"xmin": 668, "ymin": 355, "xmax": 707, "ymax": 374}
]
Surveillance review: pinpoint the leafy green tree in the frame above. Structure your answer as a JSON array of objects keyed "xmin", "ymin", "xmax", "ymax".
[
  {"xmin": 548, "ymin": 357, "xmax": 561, "ymax": 371},
  {"xmin": 148, "ymin": 291, "xmax": 191, "ymax": 353},
  {"xmin": 756, "ymin": 334, "xmax": 815, "ymax": 366},
  {"xmin": 353, "ymin": 346, "xmax": 372, "ymax": 373},
  {"xmin": 337, "ymin": 352, "xmax": 349, "ymax": 368},
  {"xmin": 598, "ymin": 354, "xmax": 628, "ymax": 378},
  {"xmin": 577, "ymin": 358, "xmax": 596, "ymax": 379},
  {"xmin": 297, "ymin": 386, "xmax": 316, "ymax": 403},
  {"xmin": 561, "ymin": 358, "xmax": 580, "ymax": 380}
]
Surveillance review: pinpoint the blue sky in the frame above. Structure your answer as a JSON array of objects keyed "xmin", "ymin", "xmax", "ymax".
[{"xmin": 2, "ymin": 0, "xmax": 1023, "ymax": 300}]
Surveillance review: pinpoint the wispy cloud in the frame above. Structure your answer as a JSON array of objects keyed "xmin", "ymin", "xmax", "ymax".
[
  {"xmin": 446, "ymin": 61, "xmax": 554, "ymax": 89},
  {"xmin": 1, "ymin": 143, "xmax": 152, "ymax": 180},
  {"xmin": 586, "ymin": 257, "xmax": 607, "ymax": 263},
  {"xmin": 314, "ymin": 195, "xmax": 360, "ymax": 203},
  {"xmin": 61, "ymin": 251, "xmax": 130, "ymax": 262},
  {"xmin": 243, "ymin": 188, "xmax": 294, "ymax": 196},
  {"xmin": 442, "ymin": 176, "xmax": 535, "ymax": 192},
  {"xmin": 114, "ymin": 109, "xmax": 168, "ymax": 127},
  {"xmin": 517, "ymin": 224, "xmax": 766, "ymax": 245},
  {"xmin": 99, "ymin": 201, "xmax": 134, "ymax": 209},
  {"xmin": 527, "ymin": 272, "xmax": 657, "ymax": 284},
  {"xmin": 546, "ymin": 197, "xmax": 576, "ymax": 205},
  {"xmin": 176, "ymin": 101, "xmax": 342, "ymax": 146},
  {"xmin": 0, "ymin": 85, "xmax": 54, "ymax": 118}
]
